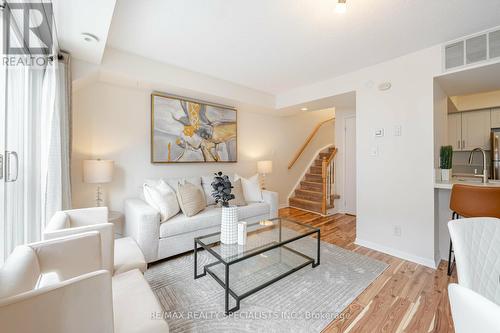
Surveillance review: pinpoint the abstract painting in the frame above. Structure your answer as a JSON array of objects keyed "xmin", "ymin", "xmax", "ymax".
[{"xmin": 151, "ymin": 93, "xmax": 237, "ymax": 163}]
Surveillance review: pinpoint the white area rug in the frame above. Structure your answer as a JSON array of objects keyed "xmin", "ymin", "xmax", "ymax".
[{"xmin": 145, "ymin": 238, "xmax": 387, "ymax": 333}]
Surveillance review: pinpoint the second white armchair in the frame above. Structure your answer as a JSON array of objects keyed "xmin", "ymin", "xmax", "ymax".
[{"xmin": 44, "ymin": 207, "xmax": 146, "ymax": 275}]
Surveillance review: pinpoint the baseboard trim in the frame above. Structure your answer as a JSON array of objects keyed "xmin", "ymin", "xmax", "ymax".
[{"xmin": 355, "ymin": 238, "xmax": 437, "ymax": 269}]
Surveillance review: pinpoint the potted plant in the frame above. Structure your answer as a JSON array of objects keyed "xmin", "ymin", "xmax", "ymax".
[
  {"xmin": 211, "ymin": 172, "xmax": 237, "ymax": 244},
  {"xmin": 440, "ymin": 145, "xmax": 453, "ymax": 181}
]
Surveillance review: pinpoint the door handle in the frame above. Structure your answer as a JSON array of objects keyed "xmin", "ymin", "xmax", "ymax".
[
  {"xmin": 462, "ymin": 140, "xmax": 465, "ymax": 149},
  {"xmin": 5, "ymin": 151, "xmax": 18, "ymax": 182},
  {"xmin": 0, "ymin": 154, "xmax": 3, "ymax": 180},
  {"xmin": 458, "ymin": 140, "xmax": 460, "ymax": 149}
]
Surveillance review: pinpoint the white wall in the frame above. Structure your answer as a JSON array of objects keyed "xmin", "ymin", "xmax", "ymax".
[
  {"xmin": 450, "ymin": 89, "xmax": 500, "ymax": 111},
  {"xmin": 276, "ymin": 46, "xmax": 443, "ymax": 267},
  {"xmin": 71, "ymin": 81, "xmax": 334, "ymax": 211}
]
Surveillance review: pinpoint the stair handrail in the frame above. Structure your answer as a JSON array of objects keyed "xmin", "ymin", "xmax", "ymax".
[
  {"xmin": 288, "ymin": 117, "xmax": 335, "ymax": 169},
  {"xmin": 321, "ymin": 148, "xmax": 338, "ymax": 214}
]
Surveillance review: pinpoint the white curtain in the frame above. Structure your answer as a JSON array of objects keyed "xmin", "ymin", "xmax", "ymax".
[{"xmin": 40, "ymin": 54, "xmax": 72, "ymax": 228}]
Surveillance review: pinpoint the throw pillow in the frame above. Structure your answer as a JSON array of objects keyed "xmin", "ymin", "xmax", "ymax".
[
  {"xmin": 234, "ymin": 174, "xmax": 263, "ymax": 202},
  {"xmin": 201, "ymin": 175, "xmax": 216, "ymax": 205},
  {"xmin": 229, "ymin": 179, "xmax": 247, "ymax": 206},
  {"xmin": 177, "ymin": 181, "xmax": 206, "ymax": 217},
  {"xmin": 143, "ymin": 180, "xmax": 180, "ymax": 222}
]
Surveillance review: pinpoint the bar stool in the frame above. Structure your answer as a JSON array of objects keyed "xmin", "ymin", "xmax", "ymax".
[{"xmin": 448, "ymin": 184, "xmax": 500, "ymax": 276}]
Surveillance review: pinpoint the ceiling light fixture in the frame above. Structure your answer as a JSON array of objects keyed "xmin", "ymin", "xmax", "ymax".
[
  {"xmin": 300, "ymin": 107, "xmax": 308, "ymax": 111},
  {"xmin": 336, "ymin": 0, "xmax": 347, "ymax": 14},
  {"xmin": 81, "ymin": 32, "xmax": 100, "ymax": 43}
]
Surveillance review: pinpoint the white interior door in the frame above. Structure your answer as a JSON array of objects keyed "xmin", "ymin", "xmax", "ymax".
[{"xmin": 344, "ymin": 116, "xmax": 356, "ymax": 215}]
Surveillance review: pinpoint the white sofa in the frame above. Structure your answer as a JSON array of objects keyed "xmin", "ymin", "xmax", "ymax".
[
  {"xmin": 124, "ymin": 176, "xmax": 279, "ymax": 263},
  {"xmin": 0, "ymin": 232, "xmax": 169, "ymax": 333},
  {"xmin": 44, "ymin": 207, "xmax": 147, "ymax": 275}
]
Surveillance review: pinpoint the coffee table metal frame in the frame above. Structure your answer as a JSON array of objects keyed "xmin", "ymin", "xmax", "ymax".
[{"xmin": 193, "ymin": 217, "xmax": 320, "ymax": 314}]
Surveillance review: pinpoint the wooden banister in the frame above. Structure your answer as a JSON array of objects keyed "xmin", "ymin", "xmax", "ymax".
[{"xmin": 288, "ymin": 117, "xmax": 335, "ymax": 169}]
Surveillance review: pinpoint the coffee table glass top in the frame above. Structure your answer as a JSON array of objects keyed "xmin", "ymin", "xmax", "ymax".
[{"xmin": 195, "ymin": 218, "xmax": 318, "ymax": 264}]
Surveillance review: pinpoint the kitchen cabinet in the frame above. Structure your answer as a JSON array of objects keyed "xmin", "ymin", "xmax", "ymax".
[
  {"xmin": 448, "ymin": 109, "xmax": 491, "ymax": 151},
  {"xmin": 461, "ymin": 110, "xmax": 491, "ymax": 150},
  {"xmin": 492, "ymin": 108, "xmax": 500, "ymax": 128},
  {"xmin": 447, "ymin": 113, "xmax": 462, "ymax": 151}
]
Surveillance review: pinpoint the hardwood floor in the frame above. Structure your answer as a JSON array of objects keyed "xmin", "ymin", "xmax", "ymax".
[{"xmin": 279, "ymin": 207, "xmax": 457, "ymax": 333}]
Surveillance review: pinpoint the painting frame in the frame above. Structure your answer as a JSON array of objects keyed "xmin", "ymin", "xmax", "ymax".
[{"xmin": 150, "ymin": 92, "xmax": 238, "ymax": 163}]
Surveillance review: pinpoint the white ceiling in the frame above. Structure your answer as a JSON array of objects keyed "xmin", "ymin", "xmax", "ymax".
[
  {"xmin": 104, "ymin": 0, "xmax": 500, "ymax": 94},
  {"xmin": 53, "ymin": 0, "xmax": 116, "ymax": 64}
]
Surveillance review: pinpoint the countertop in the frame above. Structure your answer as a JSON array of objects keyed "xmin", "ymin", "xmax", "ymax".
[{"xmin": 435, "ymin": 177, "xmax": 500, "ymax": 189}]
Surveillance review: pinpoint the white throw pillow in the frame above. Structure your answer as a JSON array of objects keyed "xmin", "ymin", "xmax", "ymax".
[
  {"xmin": 201, "ymin": 175, "xmax": 216, "ymax": 205},
  {"xmin": 234, "ymin": 174, "xmax": 263, "ymax": 202},
  {"xmin": 143, "ymin": 180, "xmax": 180, "ymax": 222}
]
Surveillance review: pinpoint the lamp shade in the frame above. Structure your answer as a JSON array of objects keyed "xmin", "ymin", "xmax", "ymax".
[
  {"xmin": 83, "ymin": 160, "xmax": 114, "ymax": 184},
  {"xmin": 257, "ymin": 160, "xmax": 273, "ymax": 174}
]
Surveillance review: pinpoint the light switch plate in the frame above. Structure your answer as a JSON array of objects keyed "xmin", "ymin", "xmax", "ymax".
[
  {"xmin": 394, "ymin": 125, "xmax": 402, "ymax": 136},
  {"xmin": 374, "ymin": 128, "xmax": 384, "ymax": 137}
]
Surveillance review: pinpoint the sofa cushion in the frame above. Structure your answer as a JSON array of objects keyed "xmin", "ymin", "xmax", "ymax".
[
  {"xmin": 114, "ymin": 237, "xmax": 147, "ymax": 275},
  {"xmin": 112, "ymin": 269, "xmax": 169, "ymax": 333},
  {"xmin": 229, "ymin": 178, "xmax": 247, "ymax": 206},
  {"xmin": 159, "ymin": 202, "xmax": 270, "ymax": 238},
  {"xmin": 238, "ymin": 202, "xmax": 270, "ymax": 220},
  {"xmin": 201, "ymin": 175, "xmax": 216, "ymax": 205},
  {"xmin": 143, "ymin": 180, "xmax": 179, "ymax": 222},
  {"xmin": 176, "ymin": 182, "xmax": 206, "ymax": 217},
  {"xmin": 235, "ymin": 174, "xmax": 263, "ymax": 202},
  {"xmin": 160, "ymin": 205, "xmax": 221, "ymax": 238}
]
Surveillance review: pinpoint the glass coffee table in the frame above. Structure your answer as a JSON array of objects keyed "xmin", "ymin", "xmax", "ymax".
[{"xmin": 194, "ymin": 218, "xmax": 320, "ymax": 314}]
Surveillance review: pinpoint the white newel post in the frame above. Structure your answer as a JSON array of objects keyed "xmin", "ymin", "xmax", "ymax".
[{"xmin": 221, "ymin": 206, "xmax": 238, "ymax": 244}]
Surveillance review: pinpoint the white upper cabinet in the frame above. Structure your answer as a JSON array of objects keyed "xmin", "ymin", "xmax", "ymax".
[
  {"xmin": 448, "ymin": 113, "xmax": 462, "ymax": 151},
  {"xmin": 492, "ymin": 108, "xmax": 500, "ymax": 128},
  {"xmin": 461, "ymin": 110, "xmax": 491, "ymax": 150}
]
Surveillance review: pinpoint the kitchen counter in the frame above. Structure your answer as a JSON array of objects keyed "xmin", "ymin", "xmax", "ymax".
[
  {"xmin": 434, "ymin": 177, "xmax": 500, "ymax": 189},
  {"xmin": 434, "ymin": 175, "xmax": 500, "ymax": 262}
]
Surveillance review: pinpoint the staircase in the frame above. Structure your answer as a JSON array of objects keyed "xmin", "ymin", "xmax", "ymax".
[{"xmin": 289, "ymin": 146, "xmax": 338, "ymax": 215}]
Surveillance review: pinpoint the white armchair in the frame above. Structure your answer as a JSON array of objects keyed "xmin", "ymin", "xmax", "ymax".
[
  {"xmin": 0, "ymin": 232, "xmax": 114, "ymax": 333},
  {"xmin": 0, "ymin": 232, "xmax": 169, "ymax": 333},
  {"xmin": 44, "ymin": 207, "xmax": 146, "ymax": 275},
  {"xmin": 447, "ymin": 217, "xmax": 500, "ymax": 333}
]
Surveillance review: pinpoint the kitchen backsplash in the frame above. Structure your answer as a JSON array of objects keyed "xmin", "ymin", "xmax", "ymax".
[{"xmin": 452, "ymin": 151, "xmax": 492, "ymax": 175}]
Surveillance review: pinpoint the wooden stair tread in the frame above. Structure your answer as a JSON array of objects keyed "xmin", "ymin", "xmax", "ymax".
[{"xmin": 290, "ymin": 145, "xmax": 337, "ymax": 214}]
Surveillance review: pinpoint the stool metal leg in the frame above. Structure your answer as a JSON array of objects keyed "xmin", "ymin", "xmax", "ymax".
[
  {"xmin": 447, "ymin": 212, "xmax": 458, "ymax": 276},
  {"xmin": 447, "ymin": 238, "xmax": 455, "ymax": 276}
]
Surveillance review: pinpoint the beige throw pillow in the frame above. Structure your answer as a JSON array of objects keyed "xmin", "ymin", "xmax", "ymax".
[
  {"xmin": 229, "ymin": 179, "xmax": 247, "ymax": 206},
  {"xmin": 177, "ymin": 182, "xmax": 206, "ymax": 217}
]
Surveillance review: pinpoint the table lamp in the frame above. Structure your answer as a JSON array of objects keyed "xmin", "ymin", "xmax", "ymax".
[
  {"xmin": 257, "ymin": 160, "xmax": 273, "ymax": 190},
  {"xmin": 83, "ymin": 159, "xmax": 114, "ymax": 207}
]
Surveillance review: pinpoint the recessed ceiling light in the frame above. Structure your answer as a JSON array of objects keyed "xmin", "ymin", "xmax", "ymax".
[
  {"xmin": 301, "ymin": 107, "xmax": 308, "ymax": 111},
  {"xmin": 81, "ymin": 32, "xmax": 100, "ymax": 43},
  {"xmin": 336, "ymin": 0, "xmax": 347, "ymax": 13}
]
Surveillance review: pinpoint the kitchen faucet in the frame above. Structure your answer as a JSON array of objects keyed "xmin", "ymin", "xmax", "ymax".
[{"xmin": 468, "ymin": 148, "xmax": 488, "ymax": 183}]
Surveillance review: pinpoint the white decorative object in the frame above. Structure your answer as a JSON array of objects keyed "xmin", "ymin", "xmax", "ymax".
[
  {"xmin": 238, "ymin": 221, "xmax": 247, "ymax": 245},
  {"xmin": 220, "ymin": 206, "xmax": 238, "ymax": 244},
  {"xmin": 441, "ymin": 169, "xmax": 451, "ymax": 181}
]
